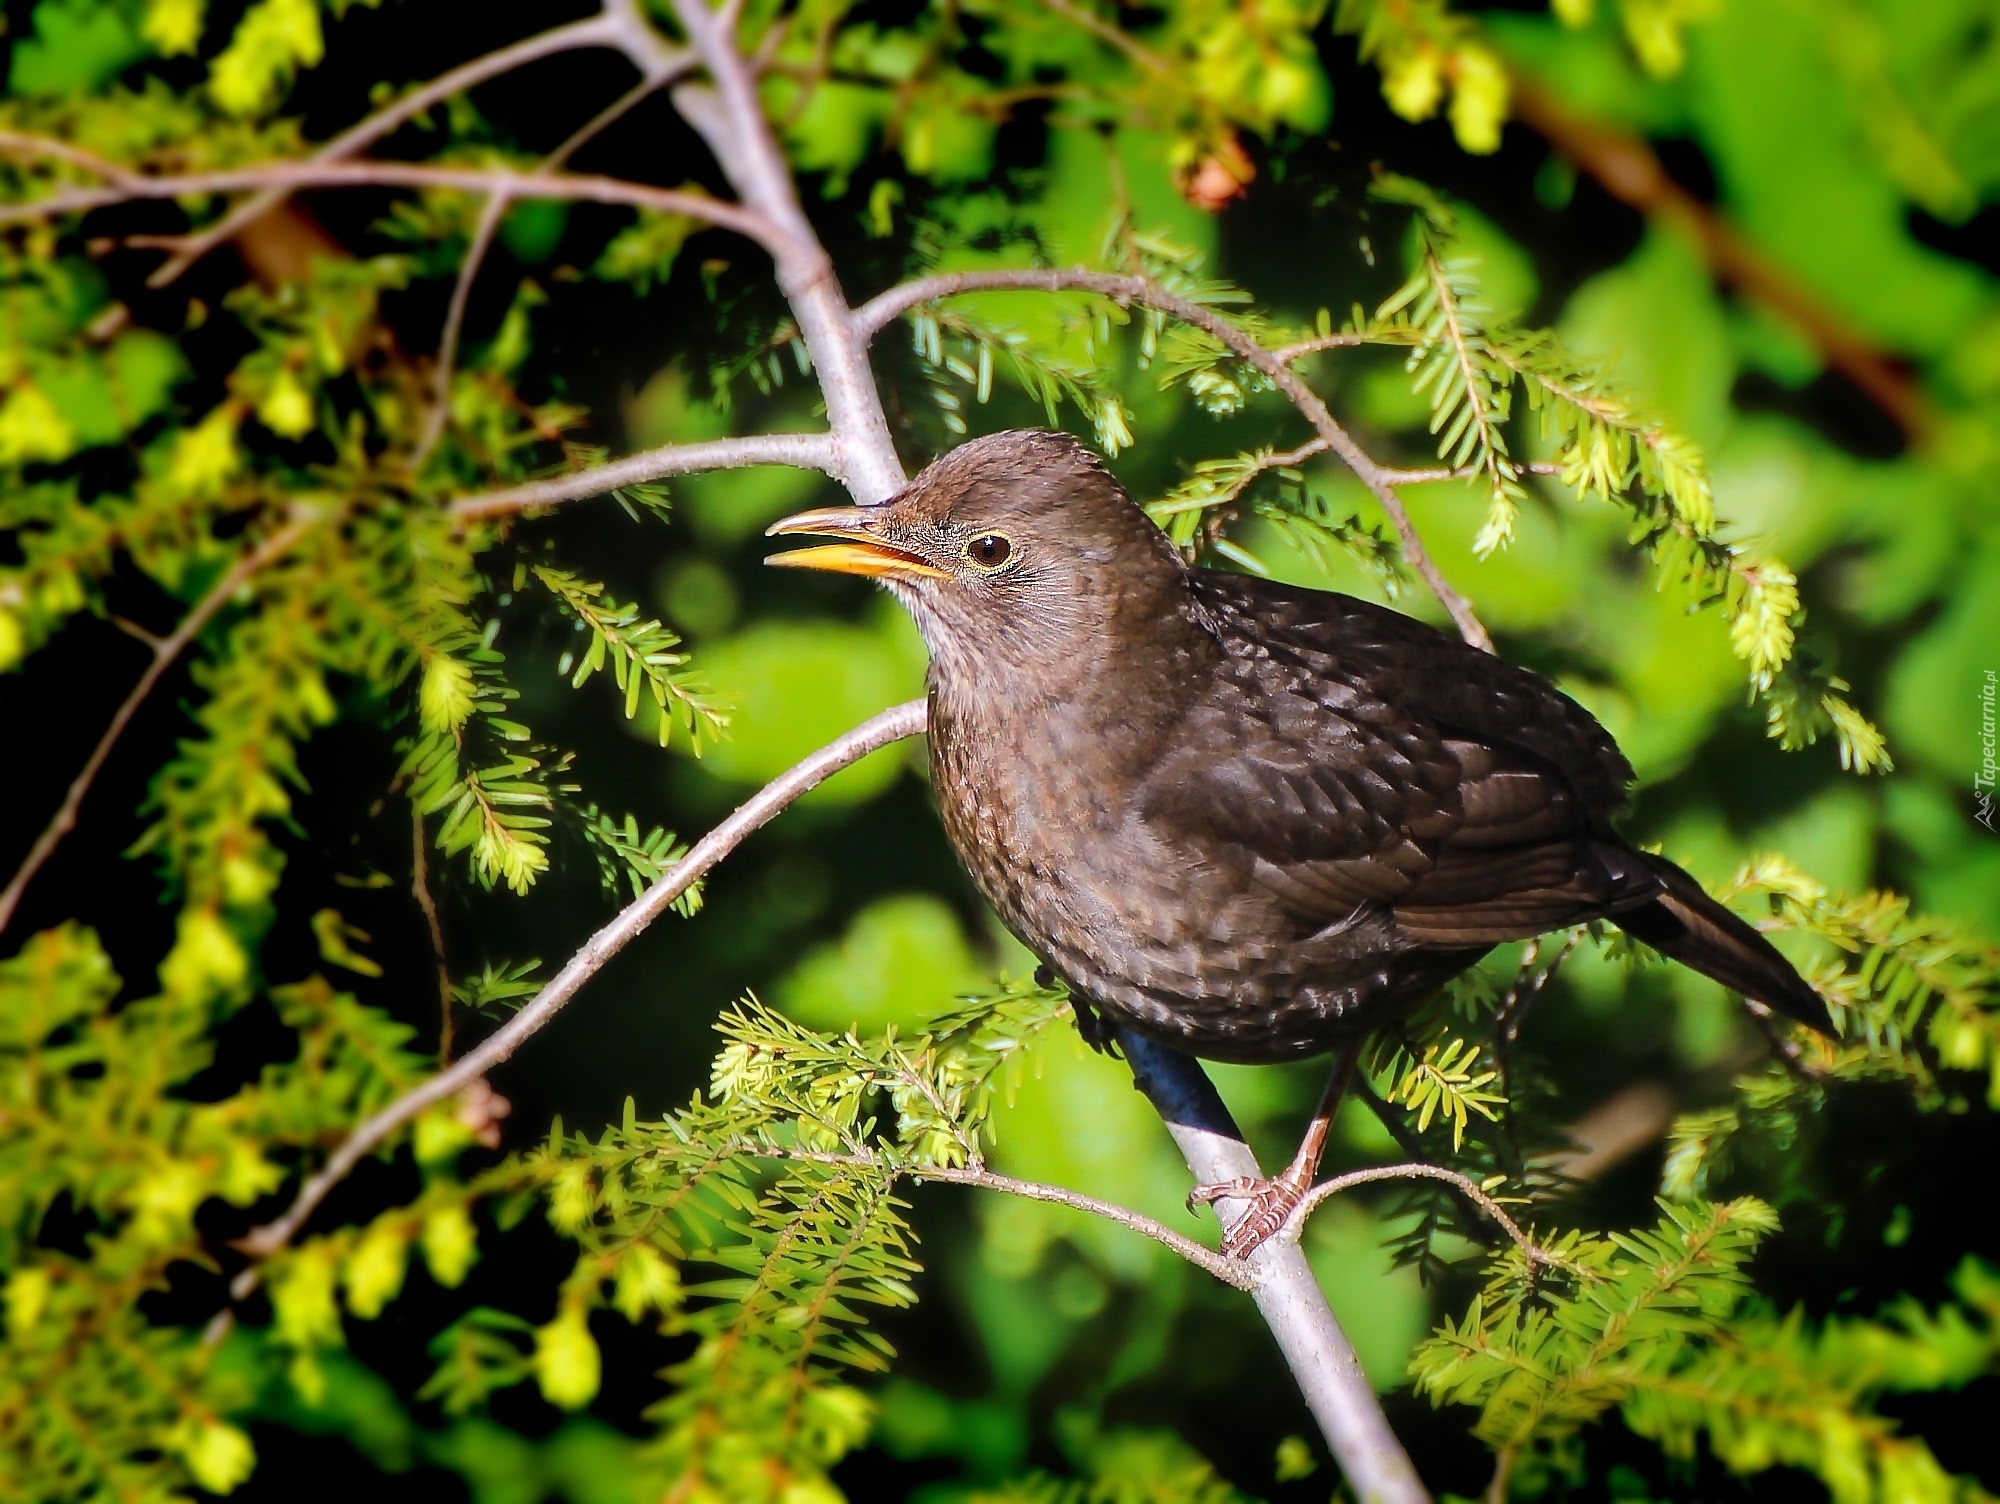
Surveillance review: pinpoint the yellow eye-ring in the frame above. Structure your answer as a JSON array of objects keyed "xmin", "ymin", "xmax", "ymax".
[{"xmin": 965, "ymin": 533, "xmax": 1013, "ymax": 569}]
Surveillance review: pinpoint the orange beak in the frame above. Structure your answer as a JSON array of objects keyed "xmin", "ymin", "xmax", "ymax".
[{"xmin": 764, "ymin": 506, "xmax": 947, "ymax": 580}]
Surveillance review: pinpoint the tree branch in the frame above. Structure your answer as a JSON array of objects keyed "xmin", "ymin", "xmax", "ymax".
[
  {"xmin": 1123, "ymin": 1035, "xmax": 1431, "ymax": 1503},
  {"xmin": 231, "ymin": 698, "xmax": 927, "ymax": 1273},
  {"xmin": 0, "ymin": 513, "xmax": 319, "ymax": 938},
  {"xmin": 852, "ymin": 267, "xmax": 1491, "ymax": 651},
  {"xmin": 137, "ymin": 5, "xmax": 688, "ymax": 289},
  {"xmin": 1291, "ymin": 1162, "xmax": 1552, "ymax": 1269},
  {"xmin": 447, "ymin": 431, "xmax": 843, "ymax": 521},
  {"xmin": 669, "ymin": 0, "xmax": 904, "ymax": 504},
  {"xmin": 768, "ymin": 1149, "xmax": 1255, "ymax": 1290},
  {"xmin": 0, "ymin": 161, "xmax": 773, "ymax": 244}
]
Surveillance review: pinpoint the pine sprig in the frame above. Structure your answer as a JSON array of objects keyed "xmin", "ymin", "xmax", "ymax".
[
  {"xmin": 532, "ymin": 565, "xmax": 728, "ymax": 751},
  {"xmin": 1413, "ymin": 1197, "xmax": 1781, "ymax": 1451},
  {"xmin": 1373, "ymin": 207, "xmax": 1526, "ymax": 555}
]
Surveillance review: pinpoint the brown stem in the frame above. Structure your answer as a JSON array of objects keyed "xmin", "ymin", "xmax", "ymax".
[
  {"xmin": 447, "ymin": 431, "xmax": 842, "ymax": 521},
  {"xmin": 1507, "ymin": 72, "xmax": 1931, "ymax": 441}
]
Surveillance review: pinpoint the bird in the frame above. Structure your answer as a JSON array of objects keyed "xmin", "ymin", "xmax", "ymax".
[{"xmin": 766, "ymin": 428, "xmax": 1832, "ymax": 1257}]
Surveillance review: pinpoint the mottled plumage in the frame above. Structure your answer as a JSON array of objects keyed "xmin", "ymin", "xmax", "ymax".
[{"xmin": 770, "ymin": 428, "xmax": 1829, "ymax": 1066}]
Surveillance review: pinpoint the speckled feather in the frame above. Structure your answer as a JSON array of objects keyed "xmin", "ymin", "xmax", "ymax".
[{"xmin": 843, "ymin": 430, "xmax": 1830, "ymax": 1061}]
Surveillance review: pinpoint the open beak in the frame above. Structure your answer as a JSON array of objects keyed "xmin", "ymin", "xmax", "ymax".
[{"xmin": 764, "ymin": 506, "xmax": 947, "ymax": 580}]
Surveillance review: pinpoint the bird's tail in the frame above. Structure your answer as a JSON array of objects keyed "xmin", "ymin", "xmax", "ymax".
[{"xmin": 1615, "ymin": 853, "xmax": 1834, "ymax": 1035}]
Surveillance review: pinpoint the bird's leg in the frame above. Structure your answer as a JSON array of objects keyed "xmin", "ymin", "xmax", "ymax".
[
  {"xmin": 1055, "ymin": 976, "xmax": 1122, "ymax": 1057},
  {"xmin": 1188, "ymin": 1040, "xmax": 1362, "ymax": 1259}
]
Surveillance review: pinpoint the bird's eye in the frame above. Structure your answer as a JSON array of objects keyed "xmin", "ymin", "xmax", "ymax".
[{"xmin": 964, "ymin": 533, "xmax": 1013, "ymax": 569}]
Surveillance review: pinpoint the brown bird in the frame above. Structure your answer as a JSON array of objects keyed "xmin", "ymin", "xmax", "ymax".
[{"xmin": 768, "ymin": 429, "xmax": 1832, "ymax": 1256}]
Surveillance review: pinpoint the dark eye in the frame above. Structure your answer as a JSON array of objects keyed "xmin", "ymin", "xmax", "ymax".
[{"xmin": 965, "ymin": 533, "xmax": 1012, "ymax": 569}]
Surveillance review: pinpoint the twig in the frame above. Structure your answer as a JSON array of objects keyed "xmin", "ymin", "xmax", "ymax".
[
  {"xmin": 768, "ymin": 1148, "xmax": 1254, "ymax": 1290},
  {"xmin": 0, "ymin": 160, "xmax": 773, "ymax": 244},
  {"xmin": 1122, "ymin": 1035, "xmax": 1431, "ymax": 1503},
  {"xmin": 0, "ymin": 514, "xmax": 318, "ymax": 937},
  {"xmin": 139, "ymin": 7, "xmax": 685, "ymax": 289},
  {"xmin": 411, "ymin": 805, "xmax": 453, "ymax": 1064},
  {"xmin": 850, "ymin": 267, "xmax": 1492, "ymax": 651},
  {"xmin": 670, "ymin": 0, "xmax": 904, "ymax": 503},
  {"xmin": 229, "ymin": 698, "xmax": 926, "ymax": 1275},
  {"xmin": 412, "ymin": 72, "xmax": 674, "ymax": 467},
  {"xmin": 1271, "ymin": 331, "xmax": 1373, "ymax": 364},
  {"xmin": 1379, "ymin": 460, "xmax": 1562, "ymax": 485},
  {"xmin": 1037, "ymin": 0, "xmax": 1175, "ymax": 78},
  {"xmin": 1291, "ymin": 1162, "xmax": 1554, "ymax": 1270},
  {"xmin": 447, "ymin": 431, "xmax": 842, "ymax": 521}
]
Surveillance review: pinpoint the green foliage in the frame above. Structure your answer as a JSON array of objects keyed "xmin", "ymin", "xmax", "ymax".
[{"xmin": 4, "ymin": 0, "xmax": 1997, "ymax": 1500}]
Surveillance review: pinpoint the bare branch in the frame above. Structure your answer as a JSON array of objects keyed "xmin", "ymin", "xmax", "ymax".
[
  {"xmin": 669, "ymin": 0, "xmax": 903, "ymax": 503},
  {"xmin": 769, "ymin": 1148, "xmax": 1255, "ymax": 1290},
  {"xmin": 854, "ymin": 266, "xmax": 1491, "ymax": 651},
  {"xmin": 0, "ymin": 514, "xmax": 319, "ymax": 938},
  {"xmin": 140, "ymin": 7, "xmax": 689, "ymax": 288},
  {"xmin": 0, "ymin": 161, "xmax": 773, "ymax": 244},
  {"xmin": 1123, "ymin": 1035, "xmax": 1431, "ymax": 1503},
  {"xmin": 1272, "ymin": 331, "xmax": 1374, "ymax": 364},
  {"xmin": 446, "ymin": 431, "xmax": 842, "ymax": 521},
  {"xmin": 1291, "ymin": 1162, "xmax": 1555, "ymax": 1271},
  {"xmin": 230, "ymin": 698, "xmax": 926, "ymax": 1271},
  {"xmin": 411, "ymin": 805, "xmax": 454, "ymax": 1065}
]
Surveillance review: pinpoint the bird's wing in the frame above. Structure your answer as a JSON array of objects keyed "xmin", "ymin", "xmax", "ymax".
[{"xmin": 1138, "ymin": 574, "xmax": 1654, "ymax": 942}]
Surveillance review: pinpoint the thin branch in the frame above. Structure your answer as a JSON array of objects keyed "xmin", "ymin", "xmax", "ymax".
[
  {"xmin": 1379, "ymin": 460, "xmax": 1561, "ymax": 485},
  {"xmin": 1291, "ymin": 1162, "xmax": 1555, "ymax": 1270},
  {"xmin": 1037, "ymin": 0, "xmax": 1175, "ymax": 78},
  {"xmin": 230, "ymin": 698, "xmax": 926, "ymax": 1273},
  {"xmin": 1122, "ymin": 1034, "xmax": 1432, "ymax": 1503},
  {"xmin": 446, "ymin": 430, "xmax": 842, "ymax": 521},
  {"xmin": 0, "ymin": 514, "xmax": 319, "ymax": 937},
  {"xmin": 139, "ymin": 7, "xmax": 687, "ymax": 289},
  {"xmin": 1272, "ymin": 331, "xmax": 1374, "ymax": 364},
  {"xmin": 0, "ymin": 161, "xmax": 773, "ymax": 245},
  {"xmin": 411, "ymin": 71, "xmax": 672, "ymax": 467},
  {"xmin": 851, "ymin": 267, "xmax": 1491, "ymax": 651},
  {"xmin": 768, "ymin": 1149, "xmax": 1254, "ymax": 1290},
  {"xmin": 670, "ymin": 0, "xmax": 904, "ymax": 503},
  {"xmin": 411, "ymin": 805, "xmax": 453, "ymax": 1065}
]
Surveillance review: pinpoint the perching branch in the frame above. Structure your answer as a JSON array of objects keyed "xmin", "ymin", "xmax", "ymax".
[
  {"xmin": 1122, "ymin": 1035, "xmax": 1432, "ymax": 1504},
  {"xmin": 0, "ymin": 513, "xmax": 320, "ymax": 938},
  {"xmin": 1291, "ymin": 1162, "xmax": 1552, "ymax": 1269},
  {"xmin": 447, "ymin": 431, "xmax": 843, "ymax": 521},
  {"xmin": 231, "ymin": 698, "xmax": 927, "ymax": 1273},
  {"xmin": 852, "ymin": 267, "xmax": 1492, "ymax": 651}
]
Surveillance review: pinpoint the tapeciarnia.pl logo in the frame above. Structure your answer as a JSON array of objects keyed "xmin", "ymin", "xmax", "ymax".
[{"xmin": 1978, "ymin": 669, "xmax": 1997, "ymax": 833}]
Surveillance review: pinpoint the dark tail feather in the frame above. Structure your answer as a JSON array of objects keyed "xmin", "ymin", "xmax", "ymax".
[{"xmin": 1615, "ymin": 854, "xmax": 1834, "ymax": 1035}]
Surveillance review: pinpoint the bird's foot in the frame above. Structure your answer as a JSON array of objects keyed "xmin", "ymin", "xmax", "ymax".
[
  {"xmin": 1187, "ymin": 1172, "xmax": 1309, "ymax": 1259},
  {"xmin": 1062, "ymin": 987, "xmax": 1123, "ymax": 1057}
]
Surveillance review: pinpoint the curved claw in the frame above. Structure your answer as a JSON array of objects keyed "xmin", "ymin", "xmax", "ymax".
[{"xmin": 1188, "ymin": 1174, "xmax": 1307, "ymax": 1259}]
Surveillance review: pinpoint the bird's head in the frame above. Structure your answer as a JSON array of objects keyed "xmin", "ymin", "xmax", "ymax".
[{"xmin": 766, "ymin": 429, "xmax": 1193, "ymax": 677}]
